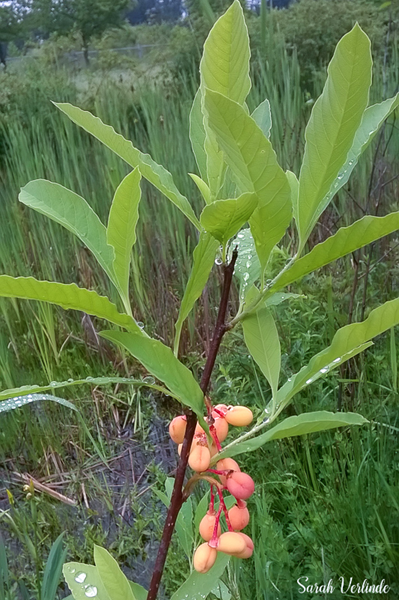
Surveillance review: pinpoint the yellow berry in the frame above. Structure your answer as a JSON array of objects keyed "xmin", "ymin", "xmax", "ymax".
[
  {"xmin": 193, "ymin": 543, "xmax": 217, "ymax": 573},
  {"xmin": 214, "ymin": 417, "xmax": 229, "ymax": 442},
  {"xmin": 189, "ymin": 445, "xmax": 211, "ymax": 472},
  {"xmin": 235, "ymin": 533, "xmax": 254, "ymax": 558},
  {"xmin": 225, "ymin": 406, "xmax": 253, "ymax": 427},
  {"xmin": 226, "ymin": 472, "xmax": 255, "ymax": 500},
  {"xmin": 199, "ymin": 512, "xmax": 221, "ymax": 541},
  {"xmin": 217, "ymin": 532, "xmax": 247, "ymax": 556},
  {"xmin": 169, "ymin": 415, "xmax": 187, "ymax": 444}
]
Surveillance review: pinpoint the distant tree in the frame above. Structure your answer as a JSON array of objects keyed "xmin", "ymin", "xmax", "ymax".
[
  {"xmin": 126, "ymin": 0, "xmax": 183, "ymax": 24},
  {"xmin": 25, "ymin": 0, "xmax": 131, "ymax": 63},
  {"xmin": 0, "ymin": 2, "xmax": 22, "ymax": 68}
]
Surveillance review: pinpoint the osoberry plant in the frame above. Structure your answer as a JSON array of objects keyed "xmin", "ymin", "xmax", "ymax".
[{"xmin": 0, "ymin": 1, "xmax": 399, "ymax": 598}]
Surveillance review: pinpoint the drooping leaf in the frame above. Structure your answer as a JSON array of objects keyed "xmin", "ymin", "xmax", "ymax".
[
  {"xmin": 271, "ymin": 212, "xmax": 399, "ymax": 292},
  {"xmin": 320, "ymin": 94, "xmax": 399, "ymax": 211},
  {"xmin": 100, "ymin": 331, "xmax": 205, "ymax": 419},
  {"xmin": 174, "ymin": 232, "xmax": 219, "ymax": 356},
  {"xmin": 276, "ymin": 297, "xmax": 399, "ymax": 411},
  {"xmin": 54, "ymin": 102, "xmax": 200, "ymax": 230},
  {"xmin": 19, "ymin": 180, "xmax": 116, "ymax": 286},
  {"xmin": 242, "ymin": 308, "xmax": 280, "ymax": 399},
  {"xmin": 189, "ymin": 173, "xmax": 211, "ymax": 205},
  {"xmin": 189, "ymin": 89, "xmax": 208, "ymax": 182},
  {"xmin": 200, "ymin": 193, "xmax": 258, "ymax": 245},
  {"xmin": 63, "ymin": 563, "xmax": 110, "ymax": 600},
  {"xmin": 41, "ymin": 533, "xmax": 67, "ymax": 600},
  {"xmin": 0, "ymin": 393, "xmax": 108, "ymax": 465},
  {"xmin": 94, "ymin": 546, "xmax": 135, "ymax": 600},
  {"xmin": 233, "ymin": 228, "xmax": 261, "ymax": 300},
  {"xmin": 200, "ymin": 0, "xmax": 251, "ymax": 105},
  {"xmin": 106, "ymin": 168, "xmax": 141, "ymax": 308},
  {"xmin": 297, "ymin": 24, "xmax": 372, "ymax": 249},
  {"xmin": 0, "ymin": 275, "xmax": 141, "ymax": 333},
  {"xmin": 0, "ymin": 376, "xmax": 171, "ymax": 403},
  {"xmin": 252, "ymin": 98, "xmax": 272, "ymax": 138},
  {"xmin": 204, "ymin": 90, "xmax": 291, "ymax": 272},
  {"xmin": 170, "ymin": 553, "xmax": 230, "ymax": 600},
  {"xmin": 220, "ymin": 411, "xmax": 368, "ymax": 459}
]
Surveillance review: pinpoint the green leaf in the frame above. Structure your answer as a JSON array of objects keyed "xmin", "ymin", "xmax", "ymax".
[
  {"xmin": 321, "ymin": 94, "xmax": 399, "ymax": 209},
  {"xmin": 242, "ymin": 308, "xmax": 280, "ymax": 399},
  {"xmin": 199, "ymin": 0, "xmax": 250, "ymax": 199},
  {"xmin": 234, "ymin": 228, "xmax": 261, "ymax": 301},
  {"xmin": 19, "ymin": 180, "xmax": 116, "ymax": 286},
  {"xmin": 94, "ymin": 546, "xmax": 135, "ymax": 600},
  {"xmin": 162, "ymin": 478, "xmax": 194, "ymax": 560},
  {"xmin": 204, "ymin": 90, "xmax": 291, "ymax": 272},
  {"xmin": 222, "ymin": 411, "xmax": 368, "ymax": 458},
  {"xmin": 54, "ymin": 102, "xmax": 200, "ymax": 230},
  {"xmin": 252, "ymin": 98, "xmax": 272, "ymax": 138},
  {"xmin": 200, "ymin": 193, "xmax": 258, "ymax": 245},
  {"xmin": 0, "ymin": 275, "xmax": 141, "ymax": 333},
  {"xmin": 42, "ymin": 533, "xmax": 67, "ymax": 600},
  {"xmin": 128, "ymin": 582, "xmax": 147, "ymax": 600},
  {"xmin": 286, "ymin": 170, "xmax": 299, "ymax": 218},
  {"xmin": 0, "ymin": 376, "xmax": 170, "ymax": 403},
  {"xmin": 189, "ymin": 89, "xmax": 208, "ymax": 182},
  {"xmin": 100, "ymin": 331, "xmax": 205, "ymax": 419},
  {"xmin": 170, "ymin": 553, "xmax": 230, "ymax": 600},
  {"xmin": 174, "ymin": 232, "xmax": 219, "ymax": 356},
  {"xmin": 63, "ymin": 563, "xmax": 110, "ymax": 600},
  {"xmin": 189, "ymin": 173, "xmax": 211, "ymax": 205},
  {"xmin": 200, "ymin": 0, "xmax": 251, "ymax": 105},
  {"xmin": 276, "ymin": 297, "xmax": 399, "ymax": 412},
  {"xmin": 106, "ymin": 168, "xmax": 141, "ymax": 308},
  {"xmin": 271, "ymin": 212, "xmax": 399, "ymax": 292},
  {"xmin": 297, "ymin": 24, "xmax": 372, "ymax": 249}
]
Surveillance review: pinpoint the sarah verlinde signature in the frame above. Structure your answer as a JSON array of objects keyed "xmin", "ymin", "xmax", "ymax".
[{"xmin": 297, "ymin": 576, "xmax": 390, "ymax": 595}]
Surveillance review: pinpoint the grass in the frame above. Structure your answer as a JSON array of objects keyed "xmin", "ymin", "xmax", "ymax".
[{"xmin": 0, "ymin": 27, "xmax": 398, "ymax": 599}]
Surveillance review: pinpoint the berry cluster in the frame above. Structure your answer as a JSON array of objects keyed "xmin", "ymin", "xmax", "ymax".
[{"xmin": 169, "ymin": 403, "xmax": 255, "ymax": 573}]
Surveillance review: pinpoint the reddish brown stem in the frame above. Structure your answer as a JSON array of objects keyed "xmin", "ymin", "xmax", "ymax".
[{"xmin": 146, "ymin": 249, "xmax": 238, "ymax": 600}]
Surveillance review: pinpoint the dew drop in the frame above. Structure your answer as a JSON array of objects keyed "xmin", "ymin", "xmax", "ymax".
[
  {"xmin": 137, "ymin": 321, "xmax": 145, "ymax": 329},
  {"xmin": 68, "ymin": 378, "xmax": 74, "ymax": 383},
  {"xmin": 320, "ymin": 367, "xmax": 329, "ymax": 374},
  {"xmin": 215, "ymin": 257, "xmax": 223, "ymax": 266},
  {"xmin": 143, "ymin": 376, "xmax": 155, "ymax": 385},
  {"xmin": 84, "ymin": 585, "xmax": 98, "ymax": 597},
  {"xmin": 348, "ymin": 159, "xmax": 354, "ymax": 166},
  {"xmin": 333, "ymin": 357, "xmax": 341, "ymax": 363},
  {"xmin": 337, "ymin": 172, "xmax": 344, "ymax": 180},
  {"xmin": 306, "ymin": 378, "xmax": 313, "ymax": 385},
  {"xmin": 74, "ymin": 572, "xmax": 87, "ymax": 583}
]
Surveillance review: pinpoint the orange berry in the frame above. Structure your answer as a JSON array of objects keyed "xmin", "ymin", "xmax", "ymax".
[
  {"xmin": 228, "ymin": 503, "xmax": 250, "ymax": 530},
  {"xmin": 235, "ymin": 533, "xmax": 254, "ymax": 558},
  {"xmin": 217, "ymin": 532, "xmax": 247, "ymax": 556},
  {"xmin": 199, "ymin": 512, "xmax": 221, "ymax": 541},
  {"xmin": 226, "ymin": 471, "xmax": 255, "ymax": 500},
  {"xmin": 169, "ymin": 415, "xmax": 187, "ymax": 444},
  {"xmin": 225, "ymin": 406, "xmax": 253, "ymax": 427},
  {"xmin": 213, "ymin": 417, "xmax": 229, "ymax": 442},
  {"xmin": 193, "ymin": 543, "xmax": 217, "ymax": 573},
  {"xmin": 189, "ymin": 445, "xmax": 211, "ymax": 472},
  {"xmin": 216, "ymin": 458, "xmax": 240, "ymax": 485}
]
